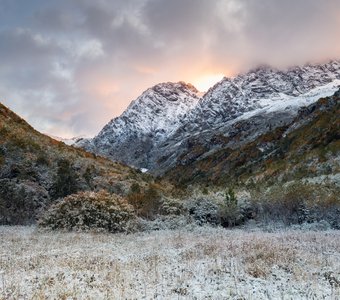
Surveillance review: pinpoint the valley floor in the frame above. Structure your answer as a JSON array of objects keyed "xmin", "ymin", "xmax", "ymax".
[{"xmin": 0, "ymin": 226, "xmax": 339, "ymax": 300}]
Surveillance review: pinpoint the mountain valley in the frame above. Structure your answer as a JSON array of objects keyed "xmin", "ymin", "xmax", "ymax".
[{"xmin": 1, "ymin": 60, "xmax": 339, "ymax": 229}]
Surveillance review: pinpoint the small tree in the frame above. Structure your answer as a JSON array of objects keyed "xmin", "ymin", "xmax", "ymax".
[
  {"xmin": 140, "ymin": 184, "xmax": 161, "ymax": 218},
  {"xmin": 220, "ymin": 188, "xmax": 240, "ymax": 227},
  {"xmin": 225, "ymin": 188, "xmax": 237, "ymax": 205},
  {"xmin": 127, "ymin": 183, "xmax": 161, "ymax": 219},
  {"xmin": 51, "ymin": 159, "xmax": 78, "ymax": 199}
]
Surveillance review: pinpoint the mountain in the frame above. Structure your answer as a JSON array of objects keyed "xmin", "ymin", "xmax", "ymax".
[
  {"xmin": 78, "ymin": 60, "xmax": 340, "ymax": 174},
  {"xmin": 151, "ymin": 61, "xmax": 340, "ymax": 173},
  {"xmin": 79, "ymin": 81, "xmax": 200, "ymax": 168},
  {"xmin": 0, "ymin": 103, "xmax": 151, "ymax": 225},
  {"xmin": 48, "ymin": 135, "xmax": 90, "ymax": 146},
  {"xmin": 164, "ymin": 89, "xmax": 340, "ymax": 187},
  {"xmin": 188, "ymin": 61, "xmax": 340, "ymax": 130}
]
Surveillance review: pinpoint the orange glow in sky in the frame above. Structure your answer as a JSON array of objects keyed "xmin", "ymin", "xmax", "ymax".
[{"xmin": 192, "ymin": 74, "xmax": 225, "ymax": 92}]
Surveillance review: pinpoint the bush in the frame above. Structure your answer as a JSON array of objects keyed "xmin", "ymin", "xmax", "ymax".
[
  {"xmin": 136, "ymin": 215, "xmax": 192, "ymax": 231},
  {"xmin": 185, "ymin": 189, "xmax": 252, "ymax": 227},
  {"xmin": 0, "ymin": 179, "xmax": 50, "ymax": 225},
  {"xmin": 186, "ymin": 196, "xmax": 220, "ymax": 226},
  {"xmin": 250, "ymin": 182, "xmax": 340, "ymax": 228},
  {"xmin": 38, "ymin": 190, "xmax": 136, "ymax": 233},
  {"xmin": 159, "ymin": 197, "xmax": 185, "ymax": 216},
  {"xmin": 130, "ymin": 182, "xmax": 141, "ymax": 194},
  {"xmin": 127, "ymin": 183, "xmax": 162, "ymax": 219}
]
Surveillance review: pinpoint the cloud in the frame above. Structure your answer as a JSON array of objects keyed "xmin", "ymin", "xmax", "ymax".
[{"xmin": 0, "ymin": 0, "xmax": 339, "ymax": 137}]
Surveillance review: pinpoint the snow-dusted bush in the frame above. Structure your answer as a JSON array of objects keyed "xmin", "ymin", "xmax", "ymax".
[
  {"xmin": 291, "ymin": 220, "xmax": 332, "ymax": 231},
  {"xmin": 184, "ymin": 189, "xmax": 253, "ymax": 227},
  {"xmin": 159, "ymin": 196, "xmax": 185, "ymax": 216},
  {"xmin": 184, "ymin": 189, "xmax": 252, "ymax": 227},
  {"xmin": 38, "ymin": 190, "xmax": 136, "ymax": 233},
  {"xmin": 250, "ymin": 182, "xmax": 340, "ymax": 228},
  {"xmin": 186, "ymin": 196, "xmax": 220, "ymax": 226},
  {"xmin": 136, "ymin": 215, "xmax": 192, "ymax": 231}
]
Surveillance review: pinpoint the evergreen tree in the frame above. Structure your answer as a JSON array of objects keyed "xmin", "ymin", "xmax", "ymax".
[{"xmin": 51, "ymin": 159, "xmax": 78, "ymax": 199}]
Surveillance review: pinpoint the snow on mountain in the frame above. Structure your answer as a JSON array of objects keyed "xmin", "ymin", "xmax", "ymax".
[
  {"xmin": 229, "ymin": 79, "xmax": 340, "ymax": 124},
  {"xmin": 82, "ymin": 81, "xmax": 201, "ymax": 167},
  {"xmin": 183, "ymin": 61, "xmax": 340, "ymax": 132},
  {"xmin": 78, "ymin": 60, "xmax": 340, "ymax": 173},
  {"xmin": 48, "ymin": 135, "xmax": 90, "ymax": 146},
  {"xmin": 151, "ymin": 61, "xmax": 340, "ymax": 173}
]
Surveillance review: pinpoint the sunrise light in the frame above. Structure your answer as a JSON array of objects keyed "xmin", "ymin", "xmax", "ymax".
[{"xmin": 193, "ymin": 74, "xmax": 225, "ymax": 92}]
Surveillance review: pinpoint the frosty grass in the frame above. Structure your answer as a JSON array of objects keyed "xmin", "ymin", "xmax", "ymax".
[{"xmin": 0, "ymin": 226, "xmax": 339, "ymax": 299}]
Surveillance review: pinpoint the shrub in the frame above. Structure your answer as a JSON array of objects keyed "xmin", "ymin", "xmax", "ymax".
[
  {"xmin": 83, "ymin": 165, "xmax": 95, "ymax": 187},
  {"xmin": 250, "ymin": 182, "xmax": 340, "ymax": 228},
  {"xmin": 108, "ymin": 182, "xmax": 125, "ymax": 196},
  {"xmin": 159, "ymin": 197, "xmax": 185, "ymax": 216},
  {"xmin": 36, "ymin": 153, "xmax": 49, "ymax": 166},
  {"xmin": 185, "ymin": 189, "xmax": 252, "ymax": 227},
  {"xmin": 130, "ymin": 182, "xmax": 141, "ymax": 194},
  {"xmin": 38, "ymin": 190, "xmax": 136, "ymax": 233},
  {"xmin": 0, "ymin": 179, "xmax": 50, "ymax": 225},
  {"xmin": 186, "ymin": 196, "xmax": 220, "ymax": 226},
  {"xmin": 127, "ymin": 183, "xmax": 162, "ymax": 219},
  {"xmin": 136, "ymin": 215, "xmax": 191, "ymax": 231}
]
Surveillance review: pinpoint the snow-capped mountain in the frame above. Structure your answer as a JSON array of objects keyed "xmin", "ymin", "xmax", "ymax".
[
  {"xmin": 80, "ymin": 81, "xmax": 200, "ymax": 167},
  {"xmin": 164, "ymin": 88, "xmax": 340, "ymax": 186},
  {"xmin": 149, "ymin": 61, "xmax": 340, "ymax": 173},
  {"xmin": 185, "ymin": 61, "xmax": 340, "ymax": 130},
  {"xmin": 48, "ymin": 135, "xmax": 90, "ymax": 146},
  {"xmin": 78, "ymin": 60, "xmax": 340, "ymax": 173}
]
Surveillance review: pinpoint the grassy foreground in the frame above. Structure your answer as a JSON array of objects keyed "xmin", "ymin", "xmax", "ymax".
[{"xmin": 0, "ymin": 226, "xmax": 339, "ymax": 299}]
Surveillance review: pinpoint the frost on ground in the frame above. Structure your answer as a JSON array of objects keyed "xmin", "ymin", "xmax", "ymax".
[{"xmin": 0, "ymin": 227, "xmax": 339, "ymax": 299}]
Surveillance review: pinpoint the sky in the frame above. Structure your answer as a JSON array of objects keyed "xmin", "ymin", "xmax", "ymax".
[{"xmin": 0, "ymin": 0, "xmax": 339, "ymax": 138}]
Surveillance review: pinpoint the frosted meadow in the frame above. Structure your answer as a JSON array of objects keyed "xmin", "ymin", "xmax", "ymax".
[{"xmin": 0, "ymin": 226, "xmax": 339, "ymax": 299}]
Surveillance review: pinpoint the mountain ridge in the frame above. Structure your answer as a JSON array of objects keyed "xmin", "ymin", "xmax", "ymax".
[{"xmin": 77, "ymin": 60, "xmax": 340, "ymax": 173}]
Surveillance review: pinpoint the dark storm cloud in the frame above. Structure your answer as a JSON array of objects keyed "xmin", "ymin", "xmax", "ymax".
[{"xmin": 0, "ymin": 0, "xmax": 339, "ymax": 137}]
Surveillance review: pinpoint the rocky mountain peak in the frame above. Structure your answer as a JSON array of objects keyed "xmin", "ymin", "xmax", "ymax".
[
  {"xmin": 81, "ymin": 81, "xmax": 201, "ymax": 167},
  {"xmin": 123, "ymin": 81, "xmax": 199, "ymax": 111},
  {"xmin": 150, "ymin": 81, "xmax": 199, "ymax": 97}
]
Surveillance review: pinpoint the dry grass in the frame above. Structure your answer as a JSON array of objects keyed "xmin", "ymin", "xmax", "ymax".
[{"xmin": 0, "ymin": 226, "xmax": 339, "ymax": 299}]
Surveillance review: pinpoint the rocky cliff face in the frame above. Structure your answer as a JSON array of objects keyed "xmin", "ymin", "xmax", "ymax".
[{"xmin": 77, "ymin": 60, "xmax": 340, "ymax": 173}]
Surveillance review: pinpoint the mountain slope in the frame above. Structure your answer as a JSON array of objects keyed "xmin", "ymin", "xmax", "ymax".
[
  {"xmin": 0, "ymin": 103, "xmax": 151, "ymax": 225},
  {"xmin": 80, "ymin": 82, "xmax": 200, "ymax": 168},
  {"xmin": 164, "ymin": 90, "xmax": 340, "ymax": 187},
  {"xmin": 151, "ymin": 61, "xmax": 340, "ymax": 173}
]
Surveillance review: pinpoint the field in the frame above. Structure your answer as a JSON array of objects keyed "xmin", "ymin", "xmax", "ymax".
[{"xmin": 0, "ymin": 226, "xmax": 339, "ymax": 299}]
